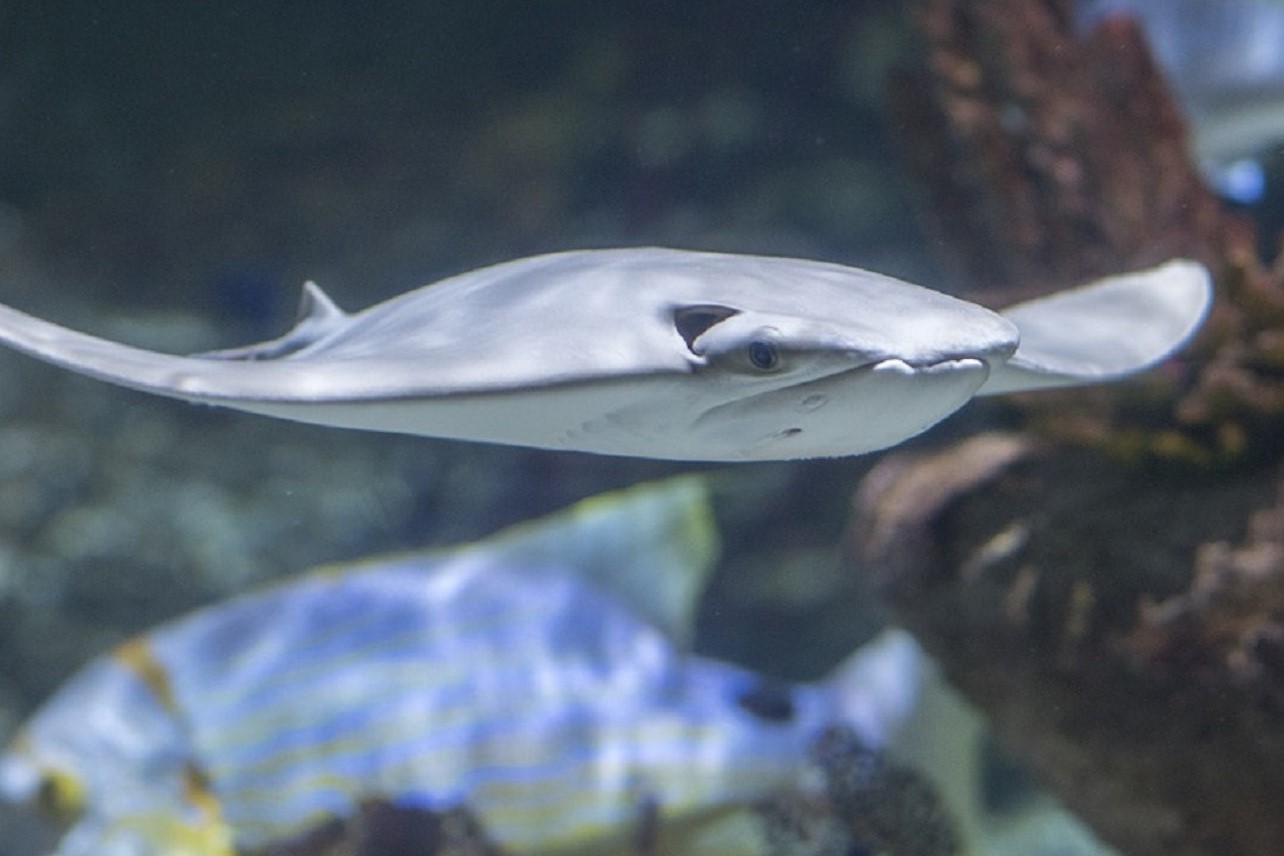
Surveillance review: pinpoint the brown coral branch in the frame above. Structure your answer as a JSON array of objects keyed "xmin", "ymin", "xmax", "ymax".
[
  {"xmin": 892, "ymin": 0, "xmax": 1284, "ymax": 467},
  {"xmin": 850, "ymin": 3, "xmax": 1284, "ymax": 853},
  {"xmin": 847, "ymin": 435, "xmax": 1284, "ymax": 856},
  {"xmin": 1124, "ymin": 480, "xmax": 1284, "ymax": 699},
  {"xmin": 891, "ymin": 0, "xmax": 1230, "ymax": 292}
]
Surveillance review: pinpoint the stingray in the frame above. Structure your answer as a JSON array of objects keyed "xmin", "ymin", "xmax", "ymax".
[{"xmin": 0, "ymin": 248, "xmax": 1211, "ymax": 461}]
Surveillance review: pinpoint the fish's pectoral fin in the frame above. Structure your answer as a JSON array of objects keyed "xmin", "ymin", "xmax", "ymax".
[
  {"xmin": 672, "ymin": 304, "xmax": 740, "ymax": 352},
  {"xmin": 193, "ymin": 280, "xmax": 350, "ymax": 362},
  {"xmin": 977, "ymin": 259, "xmax": 1212, "ymax": 396}
]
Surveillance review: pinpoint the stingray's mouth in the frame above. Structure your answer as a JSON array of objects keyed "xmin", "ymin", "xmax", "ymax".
[{"xmin": 870, "ymin": 357, "xmax": 987, "ymax": 376}]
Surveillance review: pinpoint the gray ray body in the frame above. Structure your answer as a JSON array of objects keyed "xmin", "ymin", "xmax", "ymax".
[{"xmin": 0, "ymin": 248, "xmax": 1211, "ymax": 461}]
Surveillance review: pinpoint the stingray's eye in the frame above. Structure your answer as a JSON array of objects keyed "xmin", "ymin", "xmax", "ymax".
[{"xmin": 748, "ymin": 340, "xmax": 779, "ymax": 371}]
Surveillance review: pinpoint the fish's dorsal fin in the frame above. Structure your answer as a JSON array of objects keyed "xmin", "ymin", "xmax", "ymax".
[
  {"xmin": 195, "ymin": 280, "xmax": 350, "ymax": 361},
  {"xmin": 978, "ymin": 259, "xmax": 1212, "ymax": 396},
  {"xmin": 479, "ymin": 476, "xmax": 719, "ymax": 647}
]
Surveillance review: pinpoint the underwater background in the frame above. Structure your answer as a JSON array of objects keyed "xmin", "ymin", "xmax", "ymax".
[
  {"xmin": 3, "ymin": 1, "xmax": 1284, "ymax": 854},
  {"xmin": 0, "ymin": 2, "xmax": 929, "ymax": 851}
]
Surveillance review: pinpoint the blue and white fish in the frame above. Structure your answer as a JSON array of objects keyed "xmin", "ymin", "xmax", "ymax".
[
  {"xmin": 1080, "ymin": 0, "xmax": 1284, "ymax": 202},
  {"xmin": 0, "ymin": 479, "xmax": 928, "ymax": 856}
]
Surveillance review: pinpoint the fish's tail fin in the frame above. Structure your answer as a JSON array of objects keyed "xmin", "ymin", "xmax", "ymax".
[
  {"xmin": 824, "ymin": 630, "xmax": 990, "ymax": 853},
  {"xmin": 824, "ymin": 627, "xmax": 927, "ymax": 750}
]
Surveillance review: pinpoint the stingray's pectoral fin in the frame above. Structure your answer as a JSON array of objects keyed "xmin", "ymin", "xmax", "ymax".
[
  {"xmin": 195, "ymin": 280, "xmax": 349, "ymax": 361},
  {"xmin": 977, "ymin": 259, "xmax": 1213, "ymax": 396}
]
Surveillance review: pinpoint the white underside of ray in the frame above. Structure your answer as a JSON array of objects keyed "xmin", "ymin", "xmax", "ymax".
[{"xmin": 230, "ymin": 358, "xmax": 990, "ymax": 461}]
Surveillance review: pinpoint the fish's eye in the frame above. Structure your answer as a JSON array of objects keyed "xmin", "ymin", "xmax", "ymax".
[
  {"xmin": 737, "ymin": 680, "xmax": 796, "ymax": 722},
  {"xmin": 747, "ymin": 340, "xmax": 779, "ymax": 371}
]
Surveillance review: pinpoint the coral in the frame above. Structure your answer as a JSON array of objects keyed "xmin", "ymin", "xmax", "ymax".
[
  {"xmin": 890, "ymin": 0, "xmax": 1284, "ymax": 467},
  {"xmin": 762, "ymin": 726, "xmax": 960, "ymax": 856},
  {"xmin": 1167, "ymin": 248, "xmax": 1284, "ymax": 464},
  {"xmin": 809, "ymin": 726, "xmax": 960, "ymax": 856},
  {"xmin": 864, "ymin": 8, "xmax": 1284, "ymax": 847},
  {"xmin": 847, "ymin": 435, "xmax": 1284, "ymax": 856},
  {"xmin": 889, "ymin": 0, "xmax": 1226, "ymax": 291},
  {"xmin": 1123, "ymin": 475, "xmax": 1284, "ymax": 704}
]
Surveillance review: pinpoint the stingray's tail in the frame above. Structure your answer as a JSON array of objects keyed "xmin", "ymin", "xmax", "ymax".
[{"xmin": 0, "ymin": 298, "xmax": 321, "ymax": 403}]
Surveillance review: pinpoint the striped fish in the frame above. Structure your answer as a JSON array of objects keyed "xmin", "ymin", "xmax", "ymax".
[{"xmin": 0, "ymin": 479, "xmax": 925, "ymax": 856}]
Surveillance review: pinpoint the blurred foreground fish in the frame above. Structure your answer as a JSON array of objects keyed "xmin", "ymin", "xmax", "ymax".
[
  {"xmin": 1080, "ymin": 0, "xmax": 1284, "ymax": 201},
  {"xmin": 0, "ymin": 248, "xmax": 1210, "ymax": 460},
  {"xmin": 0, "ymin": 479, "xmax": 939, "ymax": 856}
]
